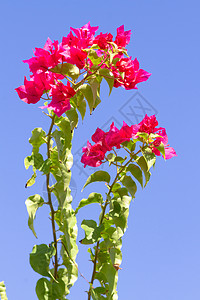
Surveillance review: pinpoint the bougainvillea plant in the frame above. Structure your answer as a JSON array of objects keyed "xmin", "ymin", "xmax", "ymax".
[{"xmin": 14, "ymin": 22, "xmax": 176, "ymax": 299}]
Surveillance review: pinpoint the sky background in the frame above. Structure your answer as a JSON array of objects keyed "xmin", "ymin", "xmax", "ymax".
[{"xmin": 1, "ymin": 0, "xmax": 200, "ymax": 299}]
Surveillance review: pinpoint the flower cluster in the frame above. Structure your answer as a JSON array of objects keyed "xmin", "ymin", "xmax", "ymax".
[
  {"xmin": 81, "ymin": 115, "xmax": 177, "ymax": 167},
  {"xmin": 16, "ymin": 22, "xmax": 151, "ymax": 117}
]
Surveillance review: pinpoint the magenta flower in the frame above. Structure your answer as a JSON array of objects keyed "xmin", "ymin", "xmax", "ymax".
[
  {"xmin": 123, "ymin": 58, "xmax": 151, "ymax": 90},
  {"xmin": 81, "ymin": 141, "xmax": 106, "ymax": 168},
  {"xmin": 40, "ymin": 82, "xmax": 76, "ymax": 117},
  {"xmin": 70, "ymin": 22, "xmax": 99, "ymax": 49},
  {"xmin": 94, "ymin": 32, "xmax": 113, "ymax": 49},
  {"xmin": 115, "ymin": 25, "xmax": 131, "ymax": 48},
  {"xmin": 138, "ymin": 114, "xmax": 159, "ymax": 134},
  {"xmin": 15, "ymin": 76, "xmax": 43, "ymax": 104},
  {"xmin": 61, "ymin": 46, "xmax": 87, "ymax": 69},
  {"xmin": 151, "ymin": 128, "xmax": 177, "ymax": 159}
]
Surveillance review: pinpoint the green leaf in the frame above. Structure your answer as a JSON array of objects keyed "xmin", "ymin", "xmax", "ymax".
[
  {"xmin": 114, "ymin": 156, "xmax": 127, "ymax": 163},
  {"xmin": 30, "ymin": 244, "xmax": 56, "ymax": 278},
  {"xmin": 24, "ymin": 153, "xmax": 44, "ymax": 170},
  {"xmin": 55, "ymin": 117, "xmax": 72, "ymax": 152},
  {"xmin": 40, "ymin": 158, "xmax": 52, "ymax": 175},
  {"xmin": 136, "ymin": 132, "xmax": 149, "ymax": 141},
  {"xmin": 25, "ymin": 194, "xmax": 44, "ymax": 238},
  {"xmin": 75, "ymin": 192, "xmax": 103, "ymax": 214},
  {"xmin": 136, "ymin": 156, "xmax": 151, "ymax": 187},
  {"xmin": 0, "ymin": 281, "xmax": 8, "ymax": 300},
  {"xmin": 36, "ymin": 278, "xmax": 66, "ymax": 300},
  {"xmin": 29, "ymin": 128, "xmax": 46, "ymax": 154},
  {"xmin": 77, "ymin": 99, "xmax": 86, "ymax": 121},
  {"xmin": 25, "ymin": 171, "xmax": 36, "ymax": 188},
  {"xmin": 88, "ymin": 49, "xmax": 103, "ymax": 66},
  {"xmin": 107, "ymin": 153, "xmax": 116, "ymax": 165},
  {"xmin": 121, "ymin": 175, "xmax": 137, "ymax": 198},
  {"xmin": 89, "ymin": 78, "xmax": 100, "ymax": 104},
  {"xmin": 142, "ymin": 148, "xmax": 156, "ymax": 171},
  {"xmin": 127, "ymin": 163, "xmax": 143, "ymax": 188},
  {"xmin": 80, "ymin": 220, "xmax": 104, "ymax": 245},
  {"xmin": 78, "ymin": 84, "xmax": 94, "ymax": 114},
  {"xmin": 155, "ymin": 142, "xmax": 165, "ymax": 159},
  {"xmin": 99, "ymin": 68, "xmax": 114, "ymax": 96},
  {"xmin": 100, "ymin": 263, "xmax": 118, "ymax": 296},
  {"xmin": 110, "ymin": 248, "xmax": 122, "ymax": 266},
  {"xmin": 121, "ymin": 140, "xmax": 136, "ymax": 152},
  {"xmin": 50, "ymin": 63, "xmax": 79, "ymax": 80},
  {"xmin": 65, "ymin": 107, "xmax": 78, "ymax": 131},
  {"xmin": 82, "ymin": 171, "xmax": 111, "ymax": 190}
]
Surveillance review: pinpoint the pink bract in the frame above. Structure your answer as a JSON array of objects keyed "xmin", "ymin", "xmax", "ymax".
[
  {"xmin": 40, "ymin": 82, "xmax": 76, "ymax": 117},
  {"xmin": 15, "ymin": 77, "xmax": 43, "ymax": 104}
]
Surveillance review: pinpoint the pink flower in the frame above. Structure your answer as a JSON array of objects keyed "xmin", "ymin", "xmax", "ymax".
[
  {"xmin": 15, "ymin": 76, "xmax": 43, "ymax": 104},
  {"xmin": 123, "ymin": 58, "xmax": 151, "ymax": 90},
  {"xmin": 105, "ymin": 122, "xmax": 131, "ymax": 149},
  {"xmin": 30, "ymin": 71, "xmax": 55, "ymax": 92},
  {"xmin": 138, "ymin": 114, "xmax": 159, "ymax": 134},
  {"xmin": 40, "ymin": 82, "xmax": 76, "ymax": 117},
  {"xmin": 152, "ymin": 128, "xmax": 177, "ymax": 159},
  {"xmin": 62, "ymin": 31, "xmax": 79, "ymax": 48},
  {"xmin": 138, "ymin": 116, "xmax": 177, "ymax": 160},
  {"xmin": 70, "ymin": 22, "xmax": 99, "ymax": 48},
  {"xmin": 115, "ymin": 25, "xmax": 131, "ymax": 48},
  {"xmin": 116, "ymin": 57, "xmax": 133, "ymax": 72},
  {"xmin": 81, "ymin": 141, "xmax": 106, "ymax": 168},
  {"xmin": 119, "ymin": 121, "xmax": 139, "ymax": 139},
  {"xmin": 93, "ymin": 32, "xmax": 113, "ymax": 49},
  {"xmin": 61, "ymin": 46, "xmax": 87, "ymax": 69},
  {"xmin": 114, "ymin": 58, "xmax": 151, "ymax": 90},
  {"xmin": 23, "ymin": 39, "xmax": 63, "ymax": 74}
]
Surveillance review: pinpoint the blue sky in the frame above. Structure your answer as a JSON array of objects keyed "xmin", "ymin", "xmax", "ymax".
[{"xmin": 1, "ymin": 0, "xmax": 200, "ymax": 299}]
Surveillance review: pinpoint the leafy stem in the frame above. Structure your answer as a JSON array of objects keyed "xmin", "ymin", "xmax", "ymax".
[
  {"xmin": 87, "ymin": 146, "xmax": 143, "ymax": 299},
  {"xmin": 46, "ymin": 114, "xmax": 58, "ymax": 279}
]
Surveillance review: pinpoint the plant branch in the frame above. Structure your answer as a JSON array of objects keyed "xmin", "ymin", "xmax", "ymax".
[
  {"xmin": 61, "ymin": 241, "xmax": 90, "ymax": 286},
  {"xmin": 46, "ymin": 114, "xmax": 58, "ymax": 279},
  {"xmin": 87, "ymin": 145, "xmax": 145, "ymax": 299}
]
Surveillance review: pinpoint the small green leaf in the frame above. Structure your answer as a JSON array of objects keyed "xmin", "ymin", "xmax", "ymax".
[
  {"xmin": 114, "ymin": 156, "xmax": 127, "ymax": 163},
  {"xmin": 99, "ymin": 69, "xmax": 114, "ymax": 96},
  {"xmin": 30, "ymin": 244, "xmax": 56, "ymax": 277},
  {"xmin": 136, "ymin": 156, "xmax": 151, "ymax": 187},
  {"xmin": 25, "ymin": 194, "xmax": 44, "ymax": 238},
  {"xmin": 107, "ymin": 153, "xmax": 116, "ymax": 165},
  {"xmin": 80, "ymin": 220, "xmax": 104, "ymax": 245},
  {"xmin": 89, "ymin": 78, "xmax": 100, "ymax": 105},
  {"xmin": 24, "ymin": 153, "xmax": 44, "ymax": 170},
  {"xmin": 25, "ymin": 171, "xmax": 36, "ymax": 188},
  {"xmin": 82, "ymin": 171, "xmax": 110, "ymax": 190},
  {"xmin": 155, "ymin": 142, "xmax": 165, "ymax": 159},
  {"xmin": 142, "ymin": 148, "xmax": 156, "ymax": 171},
  {"xmin": 75, "ymin": 193, "xmax": 103, "ymax": 214},
  {"xmin": 127, "ymin": 163, "xmax": 143, "ymax": 188},
  {"xmin": 40, "ymin": 158, "xmax": 52, "ymax": 175},
  {"xmin": 121, "ymin": 140, "xmax": 136, "ymax": 152},
  {"xmin": 121, "ymin": 175, "xmax": 137, "ymax": 198},
  {"xmin": 36, "ymin": 277, "xmax": 66, "ymax": 300},
  {"xmin": 78, "ymin": 84, "xmax": 94, "ymax": 114},
  {"xmin": 29, "ymin": 128, "xmax": 46, "ymax": 154},
  {"xmin": 50, "ymin": 63, "xmax": 79, "ymax": 80},
  {"xmin": 136, "ymin": 132, "xmax": 149, "ymax": 141},
  {"xmin": 0, "ymin": 281, "xmax": 8, "ymax": 300},
  {"xmin": 77, "ymin": 99, "xmax": 86, "ymax": 121},
  {"xmin": 65, "ymin": 107, "xmax": 78, "ymax": 131}
]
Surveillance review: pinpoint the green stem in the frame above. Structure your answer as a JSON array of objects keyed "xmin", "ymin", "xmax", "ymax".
[
  {"xmin": 46, "ymin": 114, "xmax": 58, "ymax": 279},
  {"xmin": 87, "ymin": 146, "xmax": 145, "ymax": 299}
]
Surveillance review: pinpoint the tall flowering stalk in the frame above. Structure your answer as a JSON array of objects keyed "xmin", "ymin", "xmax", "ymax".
[{"xmin": 15, "ymin": 22, "xmax": 176, "ymax": 299}]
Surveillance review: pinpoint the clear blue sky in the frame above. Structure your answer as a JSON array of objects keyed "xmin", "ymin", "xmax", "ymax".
[{"xmin": 1, "ymin": 0, "xmax": 200, "ymax": 299}]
